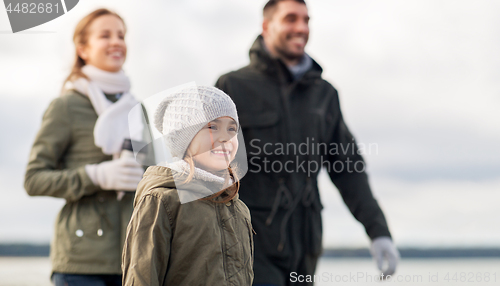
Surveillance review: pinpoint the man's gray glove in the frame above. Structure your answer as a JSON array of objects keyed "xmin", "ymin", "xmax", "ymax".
[{"xmin": 370, "ymin": 236, "xmax": 400, "ymax": 277}]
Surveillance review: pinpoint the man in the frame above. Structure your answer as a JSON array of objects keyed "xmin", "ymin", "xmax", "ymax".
[{"xmin": 216, "ymin": 1, "xmax": 399, "ymax": 285}]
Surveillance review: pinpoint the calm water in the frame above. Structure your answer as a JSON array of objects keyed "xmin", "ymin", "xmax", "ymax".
[
  {"xmin": 0, "ymin": 257, "xmax": 499, "ymax": 285},
  {"xmin": 314, "ymin": 258, "xmax": 500, "ymax": 286}
]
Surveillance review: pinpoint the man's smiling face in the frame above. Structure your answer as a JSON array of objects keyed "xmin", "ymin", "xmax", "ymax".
[{"xmin": 262, "ymin": 1, "xmax": 310, "ymax": 65}]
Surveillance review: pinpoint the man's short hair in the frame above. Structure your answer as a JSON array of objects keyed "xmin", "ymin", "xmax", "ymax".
[{"xmin": 263, "ymin": 0, "xmax": 307, "ymax": 20}]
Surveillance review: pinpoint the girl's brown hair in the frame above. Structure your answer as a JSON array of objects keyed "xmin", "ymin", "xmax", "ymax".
[
  {"xmin": 62, "ymin": 8, "xmax": 126, "ymax": 92},
  {"xmin": 179, "ymin": 155, "xmax": 240, "ymax": 204}
]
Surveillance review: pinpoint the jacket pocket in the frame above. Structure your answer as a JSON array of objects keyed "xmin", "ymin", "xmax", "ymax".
[
  {"xmin": 238, "ymin": 111, "xmax": 284, "ymax": 209},
  {"xmin": 57, "ymin": 195, "xmax": 113, "ymax": 264},
  {"xmin": 239, "ymin": 111, "xmax": 279, "ymax": 129}
]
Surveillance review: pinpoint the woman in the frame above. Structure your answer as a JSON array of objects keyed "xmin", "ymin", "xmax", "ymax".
[{"xmin": 24, "ymin": 9, "xmax": 143, "ymax": 286}]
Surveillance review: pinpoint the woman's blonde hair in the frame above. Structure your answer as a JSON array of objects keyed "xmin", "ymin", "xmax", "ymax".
[
  {"xmin": 62, "ymin": 8, "xmax": 126, "ymax": 93},
  {"xmin": 177, "ymin": 154, "xmax": 240, "ymax": 204}
]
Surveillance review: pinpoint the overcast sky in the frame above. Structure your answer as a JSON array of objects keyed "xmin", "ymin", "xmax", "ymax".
[{"xmin": 1, "ymin": 0, "xmax": 499, "ymax": 248}]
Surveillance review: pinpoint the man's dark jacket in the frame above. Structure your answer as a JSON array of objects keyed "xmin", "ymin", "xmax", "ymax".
[{"xmin": 216, "ymin": 36, "xmax": 391, "ymax": 284}]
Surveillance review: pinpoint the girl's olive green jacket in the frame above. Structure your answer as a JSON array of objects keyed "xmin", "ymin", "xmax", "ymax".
[
  {"xmin": 24, "ymin": 90, "xmax": 134, "ymax": 274},
  {"xmin": 122, "ymin": 166, "xmax": 254, "ymax": 286}
]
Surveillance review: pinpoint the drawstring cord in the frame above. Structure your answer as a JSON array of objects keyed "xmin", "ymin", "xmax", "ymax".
[
  {"xmin": 265, "ymin": 178, "xmax": 292, "ymax": 226},
  {"xmin": 266, "ymin": 177, "xmax": 316, "ymax": 252},
  {"xmin": 92, "ymin": 199, "xmax": 113, "ymax": 236},
  {"xmin": 277, "ymin": 193, "xmax": 301, "ymax": 252},
  {"xmin": 302, "ymin": 177, "xmax": 314, "ymax": 207}
]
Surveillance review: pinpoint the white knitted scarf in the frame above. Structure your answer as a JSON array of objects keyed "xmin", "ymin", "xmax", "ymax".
[
  {"xmin": 71, "ymin": 65, "xmax": 143, "ymax": 156},
  {"xmin": 167, "ymin": 160, "xmax": 226, "ymax": 185},
  {"xmin": 167, "ymin": 160, "xmax": 234, "ymax": 204}
]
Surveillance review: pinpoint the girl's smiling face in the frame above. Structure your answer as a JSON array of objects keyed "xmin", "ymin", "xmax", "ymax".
[{"xmin": 186, "ymin": 116, "xmax": 239, "ymax": 172}]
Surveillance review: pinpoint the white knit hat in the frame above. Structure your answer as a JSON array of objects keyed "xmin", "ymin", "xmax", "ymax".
[{"xmin": 154, "ymin": 85, "xmax": 239, "ymax": 160}]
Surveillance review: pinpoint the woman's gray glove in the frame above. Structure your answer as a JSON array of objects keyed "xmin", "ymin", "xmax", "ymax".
[
  {"xmin": 85, "ymin": 157, "xmax": 144, "ymax": 191},
  {"xmin": 370, "ymin": 236, "xmax": 400, "ymax": 277}
]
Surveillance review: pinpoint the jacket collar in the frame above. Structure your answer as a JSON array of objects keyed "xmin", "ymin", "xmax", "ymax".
[
  {"xmin": 248, "ymin": 35, "xmax": 323, "ymax": 84},
  {"xmin": 141, "ymin": 165, "xmax": 239, "ymax": 204}
]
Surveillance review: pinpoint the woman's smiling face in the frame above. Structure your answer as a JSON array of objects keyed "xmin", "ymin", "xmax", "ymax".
[
  {"xmin": 78, "ymin": 14, "xmax": 127, "ymax": 72},
  {"xmin": 186, "ymin": 116, "xmax": 239, "ymax": 172}
]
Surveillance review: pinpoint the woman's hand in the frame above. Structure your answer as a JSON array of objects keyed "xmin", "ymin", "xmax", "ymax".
[{"xmin": 85, "ymin": 157, "xmax": 144, "ymax": 191}]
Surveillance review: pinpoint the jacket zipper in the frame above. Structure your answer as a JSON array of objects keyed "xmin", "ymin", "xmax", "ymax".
[
  {"xmin": 216, "ymin": 204, "xmax": 228, "ymax": 282},
  {"xmin": 277, "ymin": 62, "xmax": 301, "ymax": 187}
]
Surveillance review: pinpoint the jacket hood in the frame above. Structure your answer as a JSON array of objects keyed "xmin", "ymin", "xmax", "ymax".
[
  {"xmin": 249, "ymin": 35, "xmax": 323, "ymax": 82},
  {"xmin": 135, "ymin": 166, "xmax": 176, "ymax": 204}
]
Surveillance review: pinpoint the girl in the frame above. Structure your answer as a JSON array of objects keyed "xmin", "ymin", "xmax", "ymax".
[
  {"xmin": 122, "ymin": 85, "xmax": 254, "ymax": 286},
  {"xmin": 24, "ymin": 9, "xmax": 144, "ymax": 286}
]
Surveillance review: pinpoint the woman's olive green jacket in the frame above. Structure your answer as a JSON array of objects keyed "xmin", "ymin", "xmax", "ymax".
[
  {"xmin": 24, "ymin": 90, "xmax": 134, "ymax": 274},
  {"xmin": 122, "ymin": 166, "xmax": 254, "ymax": 286}
]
